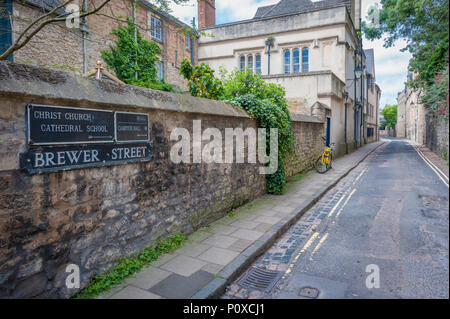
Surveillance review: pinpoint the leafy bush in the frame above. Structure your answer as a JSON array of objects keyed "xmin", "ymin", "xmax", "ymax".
[
  {"xmin": 180, "ymin": 61, "xmax": 295, "ymax": 194},
  {"xmin": 382, "ymin": 104, "xmax": 397, "ymax": 128},
  {"xmin": 180, "ymin": 59, "xmax": 224, "ymax": 100},
  {"xmin": 101, "ymin": 17, "xmax": 161, "ymax": 86},
  {"xmin": 421, "ymin": 63, "xmax": 449, "ymax": 120}
]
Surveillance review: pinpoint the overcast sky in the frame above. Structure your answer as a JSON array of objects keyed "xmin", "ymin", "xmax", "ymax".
[{"xmin": 169, "ymin": 0, "xmax": 412, "ymax": 108}]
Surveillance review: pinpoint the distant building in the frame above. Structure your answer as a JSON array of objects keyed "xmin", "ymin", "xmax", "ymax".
[
  {"xmin": 197, "ymin": 0, "xmax": 380, "ymax": 155},
  {"xmin": 0, "ymin": 0, "xmax": 197, "ymax": 89},
  {"xmin": 363, "ymin": 49, "xmax": 381, "ymax": 143}
]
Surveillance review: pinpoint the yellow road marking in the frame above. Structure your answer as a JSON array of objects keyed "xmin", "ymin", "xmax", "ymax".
[
  {"xmin": 354, "ymin": 167, "xmax": 368, "ymax": 184},
  {"xmin": 282, "ymin": 232, "xmax": 319, "ymax": 279},
  {"xmin": 309, "ymin": 233, "xmax": 329, "ymax": 261},
  {"xmin": 327, "ymin": 193, "xmax": 347, "ymax": 218}
]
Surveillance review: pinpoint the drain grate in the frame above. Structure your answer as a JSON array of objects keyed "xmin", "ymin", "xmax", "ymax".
[
  {"xmin": 298, "ymin": 287, "xmax": 320, "ymax": 298},
  {"xmin": 239, "ymin": 267, "xmax": 283, "ymax": 292}
]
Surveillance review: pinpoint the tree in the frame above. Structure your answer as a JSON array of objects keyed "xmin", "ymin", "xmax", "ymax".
[
  {"xmin": 382, "ymin": 104, "xmax": 398, "ymax": 128},
  {"xmin": 0, "ymin": 0, "xmax": 190, "ymax": 61},
  {"xmin": 362, "ymin": 0, "xmax": 449, "ymax": 88}
]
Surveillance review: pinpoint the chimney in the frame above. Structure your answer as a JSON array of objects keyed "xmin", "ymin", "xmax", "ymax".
[{"xmin": 198, "ymin": 0, "xmax": 215, "ymax": 28}]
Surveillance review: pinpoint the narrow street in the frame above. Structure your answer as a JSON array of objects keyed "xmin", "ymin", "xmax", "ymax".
[{"xmin": 224, "ymin": 138, "xmax": 449, "ymax": 299}]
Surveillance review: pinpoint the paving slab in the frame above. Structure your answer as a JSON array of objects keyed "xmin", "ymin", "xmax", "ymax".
[
  {"xmin": 149, "ymin": 270, "xmax": 214, "ymax": 299},
  {"xmin": 125, "ymin": 266, "xmax": 171, "ymax": 290},
  {"xmin": 109, "ymin": 285, "xmax": 162, "ymax": 299},
  {"xmin": 198, "ymin": 247, "xmax": 240, "ymax": 265},
  {"xmin": 230, "ymin": 228, "xmax": 264, "ymax": 241},
  {"xmin": 202, "ymin": 234, "xmax": 239, "ymax": 248},
  {"xmin": 159, "ymin": 255, "xmax": 207, "ymax": 277}
]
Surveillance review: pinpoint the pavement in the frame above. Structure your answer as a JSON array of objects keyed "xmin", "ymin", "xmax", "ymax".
[
  {"xmin": 224, "ymin": 137, "xmax": 449, "ymax": 299},
  {"xmin": 99, "ymin": 139, "xmax": 385, "ymax": 299}
]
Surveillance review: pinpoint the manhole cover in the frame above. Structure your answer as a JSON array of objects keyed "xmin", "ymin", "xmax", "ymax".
[
  {"xmin": 239, "ymin": 267, "xmax": 283, "ymax": 293},
  {"xmin": 298, "ymin": 287, "xmax": 320, "ymax": 298}
]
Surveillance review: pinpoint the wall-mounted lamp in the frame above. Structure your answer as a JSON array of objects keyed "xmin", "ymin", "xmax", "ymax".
[
  {"xmin": 355, "ymin": 65, "xmax": 363, "ymax": 79},
  {"xmin": 410, "ymin": 100, "xmax": 415, "ymax": 105}
]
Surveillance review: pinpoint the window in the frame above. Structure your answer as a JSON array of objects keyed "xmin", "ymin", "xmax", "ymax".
[
  {"xmin": 302, "ymin": 48, "xmax": 309, "ymax": 72},
  {"xmin": 255, "ymin": 54, "xmax": 262, "ymax": 74},
  {"xmin": 284, "ymin": 50, "xmax": 291, "ymax": 74},
  {"xmin": 151, "ymin": 16, "xmax": 162, "ymax": 41},
  {"xmin": 185, "ymin": 35, "xmax": 191, "ymax": 50},
  {"xmin": 0, "ymin": 0, "xmax": 13, "ymax": 61},
  {"xmin": 239, "ymin": 55, "xmax": 245, "ymax": 71},
  {"xmin": 156, "ymin": 61, "xmax": 163, "ymax": 81},
  {"xmin": 293, "ymin": 49, "xmax": 300, "ymax": 73},
  {"xmin": 247, "ymin": 54, "xmax": 253, "ymax": 72}
]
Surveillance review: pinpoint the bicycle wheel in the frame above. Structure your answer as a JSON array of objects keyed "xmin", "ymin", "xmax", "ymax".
[
  {"xmin": 315, "ymin": 156, "xmax": 328, "ymax": 174},
  {"xmin": 327, "ymin": 154, "xmax": 333, "ymax": 170}
]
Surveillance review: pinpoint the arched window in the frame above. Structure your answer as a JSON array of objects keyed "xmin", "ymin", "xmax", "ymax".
[
  {"xmin": 247, "ymin": 54, "xmax": 253, "ymax": 72},
  {"xmin": 239, "ymin": 55, "xmax": 245, "ymax": 71},
  {"xmin": 284, "ymin": 50, "xmax": 291, "ymax": 74},
  {"xmin": 293, "ymin": 49, "xmax": 300, "ymax": 73},
  {"xmin": 302, "ymin": 48, "xmax": 309, "ymax": 72},
  {"xmin": 255, "ymin": 54, "xmax": 262, "ymax": 74}
]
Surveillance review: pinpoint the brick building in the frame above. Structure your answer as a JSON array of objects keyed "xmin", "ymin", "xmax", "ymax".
[{"xmin": 0, "ymin": 0, "xmax": 197, "ymax": 89}]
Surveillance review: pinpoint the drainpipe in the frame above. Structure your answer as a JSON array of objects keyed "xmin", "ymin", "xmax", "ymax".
[
  {"xmin": 191, "ymin": 17, "xmax": 195, "ymax": 64},
  {"xmin": 81, "ymin": 0, "xmax": 88, "ymax": 73},
  {"xmin": 344, "ymin": 91, "xmax": 349, "ymax": 154},
  {"xmin": 133, "ymin": 1, "xmax": 138, "ymax": 80},
  {"xmin": 267, "ymin": 45, "xmax": 271, "ymax": 75}
]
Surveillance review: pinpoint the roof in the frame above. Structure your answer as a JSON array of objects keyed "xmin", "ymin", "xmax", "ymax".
[
  {"xmin": 364, "ymin": 48, "xmax": 375, "ymax": 77},
  {"xmin": 253, "ymin": 0, "xmax": 352, "ymax": 19},
  {"xmin": 19, "ymin": 0, "xmax": 193, "ymax": 31}
]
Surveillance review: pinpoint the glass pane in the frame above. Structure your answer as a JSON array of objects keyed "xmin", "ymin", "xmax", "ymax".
[
  {"xmin": 293, "ymin": 49, "xmax": 300, "ymax": 73},
  {"xmin": 240, "ymin": 56, "xmax": 245, "ymax": 71},
  {"xmin": 302, "ymin": 48, "xmax": 309, "ymax": 72},
  {"xmin": 284, "ymin": 50, "xmax": 290, "ymax": 74},
  {"xmin": 255, "ymin": 54, "xmax": 261, "ymax": 74},
  {"xmin": 247, "ymin": 55, "xmax": 253, "ymax": 72}
]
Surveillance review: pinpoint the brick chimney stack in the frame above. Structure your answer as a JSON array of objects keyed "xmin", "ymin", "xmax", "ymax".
[{"xmin": 198, "ymin": 0, "xmax": 216, "ymax": 28}]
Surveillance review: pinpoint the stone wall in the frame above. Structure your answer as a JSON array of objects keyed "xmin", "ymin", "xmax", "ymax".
[
  {"xmin": 0, "ymin": 62, "xmax": 324, "ymax": 298},
  {"xmin": 425, "ymin": 111, "xmax": 449, "ymax": 159}
]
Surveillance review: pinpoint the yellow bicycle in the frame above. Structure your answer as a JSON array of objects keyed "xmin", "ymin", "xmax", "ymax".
[{"xmin": 315, "ymin": 137, "xmax": 335, "ymax": 174}]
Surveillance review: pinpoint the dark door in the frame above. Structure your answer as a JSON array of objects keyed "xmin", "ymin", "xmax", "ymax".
[
  {"xmin": 326, "ymin": 117, "xmax": 331, "ymax": 147},
  {"xmin": 0, "ymin": 0, "xmax": 13, "ymax": 61}
]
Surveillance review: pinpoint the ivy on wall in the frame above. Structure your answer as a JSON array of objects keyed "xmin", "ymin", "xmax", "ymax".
[
  {"xmin": 101, "ymin": 17, "xmax": 175, "ymax": 92},
  {"xmin": 180, "ymin": 59, "xmax": 295, "ymax": 194}
]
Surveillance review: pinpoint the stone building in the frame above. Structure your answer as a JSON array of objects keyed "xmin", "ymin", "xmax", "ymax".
[
  {"xmin": 196, "ymin": 0, "xmax": 380, "ymax": 156},
  {"xmin": 396, "ymin": 72, "xmax": 426, "ymax": 144},
  {"xmin": 0, "ymin": 0, "xmax": 197, "ymax": 89},
  {"xmin": 363, "ymin": 49, "xmax": 381, "ymax": 143}
]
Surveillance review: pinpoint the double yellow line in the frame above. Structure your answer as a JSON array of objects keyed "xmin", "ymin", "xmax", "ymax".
[{"xmin": 411, "ymin": 143, "xmax": 449, "ymax": 188}]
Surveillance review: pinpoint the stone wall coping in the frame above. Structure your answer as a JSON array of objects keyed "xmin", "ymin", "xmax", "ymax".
[
  {"xmin": 0, "ymin": 62, "xmax": 250, "ymax": 119},
  {"xmin": 290, "ymin": 113, "xmax": 324, "ymax": 123}
]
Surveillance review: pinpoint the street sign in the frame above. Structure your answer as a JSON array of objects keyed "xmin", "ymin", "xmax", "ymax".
[
  {"xmin": 115, "ymin": 112, "xmax": 149, "ymax": 142},
  {"xmin": 27, "ymin": 104, "xmax": 115, "ymax": 145}
]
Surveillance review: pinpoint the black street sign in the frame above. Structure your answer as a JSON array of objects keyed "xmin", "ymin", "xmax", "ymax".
[
  {"xmin": 27, "ymin": 104, "xmax": 115, "ymax": 145},
  {"xmin": 20, "ymin": 143, "xmax": 153, "ymax": 174},
  {"xmin": 115, "ymin": 112, "xmax": 150, "ymax": 142}
]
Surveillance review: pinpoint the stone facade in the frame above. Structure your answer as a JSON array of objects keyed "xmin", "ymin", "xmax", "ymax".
[
  {"xmin": 0, "ymin": 61, "xmax": 325, "ymax": 298},
  {"xmin": 7, "ymin": 0, "xmax": 197, "ymax": 90},
  {"xmin": 425, "ymin": 112, "xmax": 449, "ymax": 158}
]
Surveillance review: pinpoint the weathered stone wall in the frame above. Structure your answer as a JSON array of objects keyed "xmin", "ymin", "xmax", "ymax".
[
  {"xmin": 0, "ymin": 62, "xmax": 323, "ymax": 298},
  {"xmin": 425, "ymin": 111, "xmax": 449, "ymax": 158},
  {"xmin": 285, "ymin": 115, "xmax": 325, "ymax": 178}
]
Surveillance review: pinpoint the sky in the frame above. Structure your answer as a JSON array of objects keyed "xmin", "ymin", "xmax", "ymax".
[{"xmin": 169, "ymin": 0, "xmax": 412, "ymax": 108}]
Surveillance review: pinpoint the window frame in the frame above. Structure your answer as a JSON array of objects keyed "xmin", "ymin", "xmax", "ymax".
[
  {"xmin": 255, "ymin": 53, "xmax": 262, "ymax": 74},
  {"xmin": 301, "ymin": 47, "xmax": 309, "ymax": 73},
  {"xmin": 151, "ymin": 16, "xmax": 163, "ymax": 42},
  {"xmin": 293, "ymin": 49, "xmax": 300, "ymax": 73},
  {"xmin": 247, "ymin": 54, "xmax": 254, "ymax": 72},
  {"xmin": 284, "ymin": 49, "xmax": 291, "ymax": 74},
  {"xmin": 185, "ymin": 34, "xmax": 191, "ymax": 51},
  {"xmin": 239, "ymin": 55, "xmax": 246, "ymax": 71}
]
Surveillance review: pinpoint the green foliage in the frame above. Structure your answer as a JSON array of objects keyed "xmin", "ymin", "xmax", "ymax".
[
  {"xmin": 180, "ymin": 59, "xmax": 224, "ymax": 99},
  {"xmin": 382, "ymin": 104, "xmax": 398, "ymax": 128},
  {"xmin": 442, "ymin": 150, "xmax": 449, "ymax": 166},
  {"xmin": 74, "ymin": 233, "xmax": 187, "ymax": 299},
  {"xmin": 101, "ymin": 17, "xmax": 161, "ymax": 86},
  {"xmin": 180, "ymin": 61, "xmax": 295, "ymax": 194},
  {"xmin": 421, "ymin": 63, "xmax": 449, "ymax": 120},
  {"xmin": 128, "ymin": 78, "xmax": 176, "ymax": 92},
  {"xmin": 362, "ymin": 0, "xmax": 449, "ymax": 88}
]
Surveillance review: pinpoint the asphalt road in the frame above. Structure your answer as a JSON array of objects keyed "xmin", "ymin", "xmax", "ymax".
[{"xmin": 225, "ymin": 138, "xmax": 449, "ymax": 299}]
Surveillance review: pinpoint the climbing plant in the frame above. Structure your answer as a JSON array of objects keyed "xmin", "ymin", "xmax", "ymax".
[
  {"xmin": 101, "ymin": 17, "xmax": 174, "ymax": 91},
  {"xmin": 180, "ymin": 61, "xmax": 295, "ymax": 194}
]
